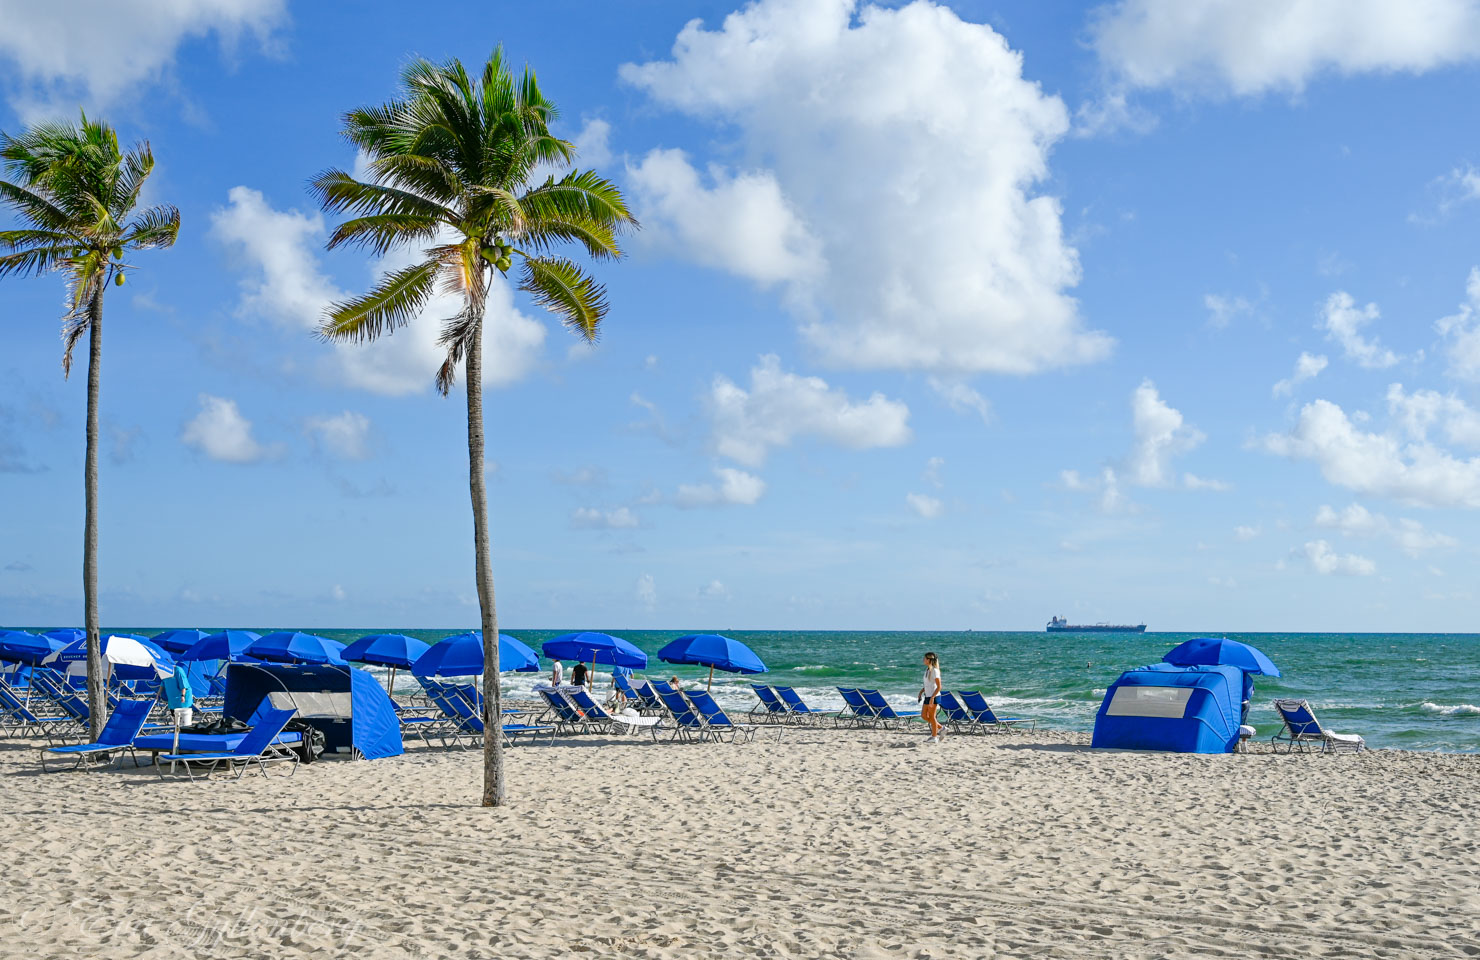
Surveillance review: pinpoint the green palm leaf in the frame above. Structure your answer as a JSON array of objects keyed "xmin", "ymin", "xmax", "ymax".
[
  {"xmin": 519, "ymin": 256, "xmax": 609, "ymax": 341},
  {"xmin": 320, "ymin": 260, "xmax": 439, "ymax": 343}
]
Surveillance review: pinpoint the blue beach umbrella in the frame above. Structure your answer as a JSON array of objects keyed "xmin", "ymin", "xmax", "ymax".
[
  {"xmin": 42, "ymin": 628, "xmax": 85, "ymax": 644},
  {"xmin": 247, "ymin": 631, "xmax": 346, "ymax": 665},
  {"xmin": 412, "ymin": 632, "xmax": 539, "ymax": 677},
  {"xmin": 1163, "ymin": 637, "xmax": 1281, "ymax": 678},
  {"xmin": 180, "ymin": 630, "xmax": 262, "ymax": 663},
  {"xmin": 541, "ymin": 632, "xmax": 647, "ymax": 681},
  {"xmin": 0, "ymin": 630, "xmax": 65, "ymax": 666},
  {"xmin": 658, "ymin": 633, "xmax": 766, "ymax": 690},
  {"xmin": 150, "ymin": 629, "xmax": 210, "ymax": 655},
  {"xmin": 343, "ymin": 633, "xmax": 433, "ymax": 694}
]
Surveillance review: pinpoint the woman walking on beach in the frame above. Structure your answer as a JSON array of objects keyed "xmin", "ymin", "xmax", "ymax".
[{"xmin": 920, "ymin": 652, "xmax": 943, "ymax": 742}]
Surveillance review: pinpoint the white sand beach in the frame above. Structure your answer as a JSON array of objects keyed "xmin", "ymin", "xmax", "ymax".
[{"xmin": 2, "ymin": 726, "xmax": 1476, "ymax": 960}]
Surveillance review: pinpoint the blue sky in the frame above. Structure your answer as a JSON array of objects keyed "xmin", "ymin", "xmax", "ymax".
[{"xmin": 3, "ymin": 0, "xmax": 1480, "ymax": 631}]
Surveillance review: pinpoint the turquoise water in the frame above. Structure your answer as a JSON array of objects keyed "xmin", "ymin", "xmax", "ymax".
[{"xmin": 66, "ymin": 628, "xmax": 1480, "ymax": 752}]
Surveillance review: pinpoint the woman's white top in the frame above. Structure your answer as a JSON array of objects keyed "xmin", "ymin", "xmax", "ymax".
[
  {"xmin": 551, "ymin": 663, "xmax": 563, "ymax": 685},
  {"xmin": 922, "ymin": 665, "xmax": 941, "ymax": 696}
]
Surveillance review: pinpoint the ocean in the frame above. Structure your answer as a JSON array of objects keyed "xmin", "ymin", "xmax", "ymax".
[{"xmin": 60, "ymin": 628, "xmax": 1480, "ymax": 753}]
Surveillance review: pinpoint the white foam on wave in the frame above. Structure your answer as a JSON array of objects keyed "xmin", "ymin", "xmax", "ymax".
[{"xmin": 1418, "ymin": 701, "xmax": 1480, "ymax": 717}]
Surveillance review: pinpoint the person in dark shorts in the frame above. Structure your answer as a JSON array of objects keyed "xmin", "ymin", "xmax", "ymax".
[{"xmin": 919, "ymin": 651, "xmax": 943, "ymax": 742}]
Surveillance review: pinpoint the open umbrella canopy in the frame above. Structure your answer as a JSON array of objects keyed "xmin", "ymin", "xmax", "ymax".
[
  {"xmin": 657, "ymin": 634, "xmax": 767, "ymax": 675},
  {"xmin": 150, "ymin": 629, "xmax": 210, "ymax": 655},
  {"xmin": 0, "ymin": 630, "xmax": 65, "ymax": 665},
  {"xmin": 41, "ymin": 628, "xmax": 85, "ymax": 644},
  {"xmin": 541, "ymin": 632, "xmax": 647, "ymax": 670},
  {"xmin": 412, "ymin": 632, "xmax": 539, "ymax": 677},
  {"xmin": 342, "ymin": 633, "xmax": 432, "ymax": 668},
  {"xmin": 1163, "ymin": 637, "xmax": 1281, "ymax": 677},
  {"xmin": 180, "ymin": 630, "xmax": 262, "ymax": 663},
  {"xmin": 45, "ymin": 634, "xmax": 175, "ymax": 680},
  {"xmin": 247, "ymin": 631, "xmax": 346, "ymax": 665}
]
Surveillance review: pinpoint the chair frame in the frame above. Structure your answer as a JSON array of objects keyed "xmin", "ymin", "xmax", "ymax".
[{"xmin": 1270, "ymin": 698, "xmax": 1365, "ymax": 754}]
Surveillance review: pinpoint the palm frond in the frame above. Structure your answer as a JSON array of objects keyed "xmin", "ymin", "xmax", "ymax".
[
  {"xmin": 309, "ymin": 169, "xmax": 454, "ymax": 221},
  {"xmin": 122, "ymin": 204, "xmax": 179, "ymax": 251},
  {"xmin": 327, "ymin": 213, "xmax": 440, "ymax": 257},
  {"xmin": 0, "ymin": 180, "xmax": 72, "ymax": 231},
  {"xmin": 320, "ymin": 259, "xmax": 439, "ymax": 343},
  {"xmin": 519, "ymin": 256, "xmax": 608, "ymax": 341},
  {"xmin": 0, "ymin": 245, "xmax": 72, "ymax": 279},
  {"xmin": 0, "ymin": 228, "xmax": 76, "ymax": 252}
]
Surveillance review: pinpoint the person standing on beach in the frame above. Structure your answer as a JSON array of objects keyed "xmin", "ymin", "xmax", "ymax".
[
  {"xmin": 919, "ymin": 652, "xmax": 943, "ymax": 742},
  {"xmin": 571, "ymin": 661, "xmax": 589, "ymax": 688},
  {"xmin": 550, "ymin": 660, "xmax": 563, "ymax": 687}
]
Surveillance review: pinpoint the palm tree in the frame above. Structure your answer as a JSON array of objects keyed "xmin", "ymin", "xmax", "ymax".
[
  {"xmin": 313, "ymin": 50, "xmax": 636, "ymax": 806},
  {"xmin": 0, "ymin": 115, "xmax": 180, "ymax": 735}
]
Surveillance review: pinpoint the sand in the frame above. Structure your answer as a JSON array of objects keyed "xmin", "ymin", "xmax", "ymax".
[{"xmin": 1, "ymin": 722, "xmax": 1476, "ymax": 959}]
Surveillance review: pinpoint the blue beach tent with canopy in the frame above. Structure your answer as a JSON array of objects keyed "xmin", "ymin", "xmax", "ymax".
[
  {"xmin": 1092, "ymin": 663, "xmax": 1244, "ymax": 754},
  {"xmin": 222, "ymin": 661, "xmax": 402, "ymax": 759}
]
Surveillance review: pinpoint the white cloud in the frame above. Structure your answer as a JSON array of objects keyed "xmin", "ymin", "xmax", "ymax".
[
  {"xmin": 1182, "ymin": 473, "xmax": 1230, "ymax": 491},
  {"xmin": 1318, "ymin": 291, "xmax": 1402, "ymax": 369},
  {"xmin": 626, "ymin": 148, "xmax": 824, "ymax": 289},
  {"xmin": 1273, "ymin": 352, "xmax": 1329, "ymax": 397},
  {"xmin": 1314, "ymin": 502, "xmax": 1457, "ymax": 557},
  {"xmin": 571, "ymin": 118, "xmax": 612, "ymax": 169},
  {"xmin": 211, "ymin": 186, "xmax": 546, "ymax": 396},
  {"xmin": 1437, "ymin": 267, "xmax": 1480, "ymax": 382},
  {"xmin": 621, "ymin": 0, "xmax": 1113, "ymax": 375},
  {"xmin": 905, "ymin": 492, "xmax": 943, "ymax": 518},
  {"xmin": 1234, "ymin": 524, "xmax": 1261, "ymax": 541},
  {"xmin": 304, "ymin": 411, "xmax": 371, "ymax": 461},
  {"xmin": 636, "ymin": 573, "xmax": 657, "ymax": 611},
  {"xmin": 927, "ymin": 378, "xmax": 991, "ymax": 423},
  {"xmin": 709, "ymin": 354, "xmax": 910, "ymax": 466},
  {"xmin": 698, "ymin": 579, "xmax": 731, "ymax": 600},
  {"xmin": 1061, "ymin": 466, "xmax": 1130, "ymax": 513},
  {"xmin": 1089, "ymin": 0, "xmax": 1480, "ymax": 98},
  {"xmin": 0, "ymin": 0, "xmax": 285, "ymax": 118},
  {"xmin": 1386, "ymin": 383, "xmax": 1480, "ymax": 449},
  {"xmin": 1413, "ymin": 165, "xmax": 1480, "ymax": 223},
  {"xmin": 570, "ymin": 506, "xmax": 640, "ymax": 530},
  {"xmin": 1261, "ymin": 396, "xmax": 1480, "ymax": 508},
  {"xmin": 1129, "ymin": 379, "xmax": 1206, "ymax": 487},
  {"xmin": 675, "ymin": 467, "xmax": 767, "ymax": 508},
  {"xmin": 1204, "ymin": 293, "xmax": 1252, "ymax": 329},
  {"xmin": 924, "ymin": 456, "xmax": 945, "ymax": 489},
  {"xmin": 180, "ymin": 394, "xmax": 271, "ymax": 463},
  {"xmin": 1297, "ymin": 539, "xmax": 1376, "ymax": 576}
]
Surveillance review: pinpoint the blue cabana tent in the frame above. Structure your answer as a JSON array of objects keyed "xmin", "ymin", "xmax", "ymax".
[
  {"xmin": 223, "ymin": 661, "xmax": 402, "ymax": 759},
  {"xmin": 1092, "ymin": 663, "xmax": 1243, "ymax": 754}
]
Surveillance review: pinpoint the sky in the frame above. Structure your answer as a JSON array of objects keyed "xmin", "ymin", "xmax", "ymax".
[{"xmin": 2, "ymin": 0, "xmax": 1480, "ymax": 632}]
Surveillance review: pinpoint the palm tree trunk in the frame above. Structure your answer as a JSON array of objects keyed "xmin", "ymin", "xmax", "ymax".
[
  {"xmin": 466, "ymin": 313, "xmax": 506, "ymax": 807},
  {"xmin": 83, "ymin": 288, "xmax": 107, "ymax": 738}
]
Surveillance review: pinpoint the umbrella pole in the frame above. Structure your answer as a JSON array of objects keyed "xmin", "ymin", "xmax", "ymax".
[
  {"xmin": 387, "ymin": 666, "xmax": 397, "ymax": 698},
  {"xmin": 707, "ymin": 665, "xmax": 714, "ymax": 692}
]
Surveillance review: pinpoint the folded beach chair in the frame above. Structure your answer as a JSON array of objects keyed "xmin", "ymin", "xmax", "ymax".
[
  {"xmin": 685, "ymin": 688, "xmax": 758, "ymax": 743},
  {"xmin": 772, "ymin": 685, "xmax": 836, "ymax": 723},
  {"xmin": 835, "ymin": 687, "xmax": 877, "ymax": 727},
  {"xmin": 651, "ymin": 681, "xmax": 712, "ymax": 742},
  {"xmin": 1271, "ymin": 699, "xmax": 1365, "ymax": 754},
  {"xmin": 860, "ymin": 689, "xmax": 920, "ymax": 729},
  {"xmin": 935, "ymin": 691, "xmax": 982, "ymax": 734},
  {"xmin": 748, "ymin": 683, "xmax": 791, "ymax": 723},
  {"xmin": 38, "ymin": 698, "xmax": 154, "ymax": 772},
  {"xmin": 568, "ymin": 686, "xmax": 659, "ymax": 736},
  {"xmin": 958, "ymin": 690, "xmax": 1036, "ymax": 732},
  {"xmin": 159, "ymin": 706, "xmax": 300, "ymax": 780}
]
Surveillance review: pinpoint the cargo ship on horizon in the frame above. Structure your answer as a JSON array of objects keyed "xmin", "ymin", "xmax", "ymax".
[{"xmin": 1046, "ymin": 616, "xmax": 1147, "ymax": 633}]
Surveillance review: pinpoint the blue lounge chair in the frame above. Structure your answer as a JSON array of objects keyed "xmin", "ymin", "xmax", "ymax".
[
  {"xmin": 537, "ymin": 688, "xmax": 591, "ymax": 735},
  {"xmin": 748, "ymin": 683, "xmax": 791, "ymax": 723},
  {"xmin": 38, "ymin": 698, "xmax": 153, "ymax": 772},
  {"xmin": 936, "ymin": 691, "xmax": 982, "ymax": 734},
  {"xmin": 686, "ymin": 688, "xmax": 758, "ymax": 743},
  {"xmin": 628, "ymin": 678, "xmax": 664, "ymax": 714},
  {"xmin": 568, "ymin": 686, "xmax": 659, "ymax": 736},
  {"xmin": 651, "ymin": 681, "xmax": 711, "ymax": 742},
  {"xmin": 0, "ymin": 683, "xmax": 76, "ymax": 739},
  {"xmin": 159, "ymin": 706, "xmax": 301, "ymax": 780},
  {"xmin": 772, "ymin": 685, "xmax": 836, "ymax": 723},
  {"xmin": 1271, "ymin": 699, "xmax": 1365, "ymax": 754},
  {"xmin": 958, "ymin": 690, "xmax": 1036, "ymax": 732},
  {"xmin": 835, "ymin": 687, "xmax": 877, "ymax": 727},
  {"xmin": 860, "ymin": 689, "xmax": 920, "ymax": 728}
]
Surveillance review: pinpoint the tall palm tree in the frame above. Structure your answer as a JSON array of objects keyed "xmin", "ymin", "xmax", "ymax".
[
  {"xmin": 0, "ymin": 115, "xmax": 180, "ymax": 735},
  {"xmin": 314, "ymin": 50, "xmax": 636, "ymax": 806}
]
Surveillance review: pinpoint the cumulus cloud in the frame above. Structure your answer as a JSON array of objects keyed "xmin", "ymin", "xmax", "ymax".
[
  {"xmin": 1297, "ymin": 539, "xmax": 1376, "ymax": 576},
  {"xmin": 621, "ymin": 0, "xmax": 1113, "ymax": 375},
  {"xmin": 180, "ymin": 394, "xmax": 272, "ymax": 463},
  {"xmin": 1261, "ymin": 394, "xmax": 1480, "ymax": 508},
  {"xmin": 927, "ymin": 378, "xmax": 991, "ymax": 423},
  {"xmin": 675, "ymin": 467, "xmax": 767, "ymax": 507},
  {"xmin": 1204, "ymin": 293, "xmax": 1252, "ymax": 329},
  {"xmin": 304, "ymin": 411, "xmax": 371, "ymax": 460},
  {"xmin": 1318, "ymin": 291, "xmax": 1402, "ymax": 368},
  {"xmin": 571, "ymin": 506, "xmax": 640, "ymax": 530},
  {"xmin": 1128, "ymin": 379, "xmax": 1207, "ymax": 487},
  {"xmin": 1437, "ymin": 267, "xmax": 1480, "ymax": 382},
  {"xmin": 211, "ymin": 186, "xmax": 546, "ymax": 396},
  {"xmin": 709, "ymin": 355, "xmax": 910, "ymax": 467},
  {"xmin": 905, "ymin": 492, "xmax": 943, "ymax": 518},
  {"xmin": 1273, "ymin": 352, "xmax": 1329, "ymax": 397},
  {"xmin": 1385, "ymin": 383, "xmax": 1480, "ymax": 449},
  {"xmin": 1314, "ymin": 503, "xmax": 1457, "ymax": 556},
  {"xmin": 1413, "ymin": 165, "xmax": 1480, "ymax": 223},
  {"xmin": 1088, "ymin": 0, "xmax": 1480, "ymax": 98},
  {"xmin": 0, "ymin": 0, "xmax": 285, "ymax": 117}
]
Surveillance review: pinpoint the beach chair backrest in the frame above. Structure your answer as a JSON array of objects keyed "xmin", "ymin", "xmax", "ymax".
[
  {"xmin": 686, "ymin": 689, "xmax": 734, "ymax": 727},
  {"xmin": 234, "ymin": 706, "xmax": 297, "ymax": 757},
  {"xmin": 98, "ymin": 698, "xmax": 153, "ymax": 746},
  {"xmin": 774, "ymin": 685, "xmax": 811, "ymax": 713},
  {"xmin": 568, "ymin": 687, "xmax": 612, "ymax": 720},
  {"xmin": 837, "ymin": 687, "xmax": 872, "ymax": 717},
  {"xmin": 37, "ymin": 674, "xmax": 90, "ymax": 724},
  {"xmin": 632, "ymin": 679, "xmax": 662, "ymax": 709},
  {"xmin": 538, "ymin": 688, "xmax": 578, "ymax": 723},
  {"xmin": 860, "ymin": 689, "xmax": 898, "ymax": 718},
  {"xmin": 656, "ymin": 686, "xmax": 705, "ymax": 729},
  {"xmin": 615, "ymin": 674, "xmax": 640, "ymax": 698},
  {"xmin": 958, "ymin": 690, "xmax": 998, "ymax": 723},
  {"xmin": 445, "ymin": 685, "xmax": 486, "ymax": 733},
  {"xmin": 750, "ymin": 683, "xmax": 786, "ymax": 715},
  {"xmin": 937, "ymin": 691, "xmax": 972, "ymax": 723},
  {"xmin": 1273, "ymin": 699, "xmax": 1323, "ymax": 739}
]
